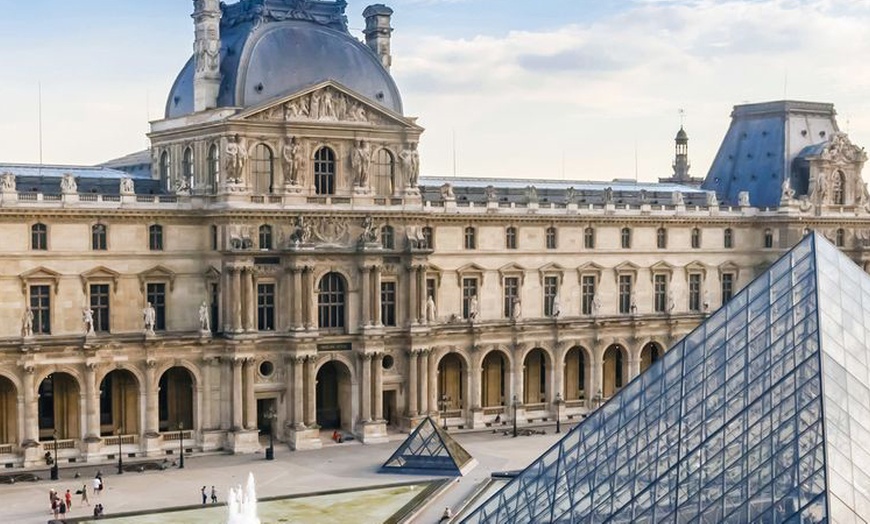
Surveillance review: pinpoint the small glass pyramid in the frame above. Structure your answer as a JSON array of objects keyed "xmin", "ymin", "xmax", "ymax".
[
  {"xmin": 381, "ymin": 416, "xmax": 477, "ymax": 476},
  {"xmin": 463, "ymin": 233, "xmax": 870, "ymax": 523}
]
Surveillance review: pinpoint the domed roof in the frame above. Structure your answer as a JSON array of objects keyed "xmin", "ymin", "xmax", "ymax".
[
  {"xmin": 165, "ymin": 1, "xmax": 402, "ymax": 119},
  {"xmin": 675, "ymin": 126, "xmax": 688, "ymax": 142}
]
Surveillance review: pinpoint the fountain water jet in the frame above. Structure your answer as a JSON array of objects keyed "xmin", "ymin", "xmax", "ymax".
[{"xmin": 227, "ymin": 472, "xmax": 260, "ymax": 524}]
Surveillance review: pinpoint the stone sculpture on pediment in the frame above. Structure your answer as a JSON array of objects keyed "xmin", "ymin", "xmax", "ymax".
[
  {"xmin": 273, "ymin": 87, "xmax": 382, "ymax": 124},
  {"xmin": 291, "ymin": 215, "xmax": 313, "ymax": 245},
  {"xmin": 60, "ymin": 174, "xmax": 77, "ymax": 194},
  {"xmin": 672, "ymin": 190, "xmax": 684, "ymax": 206},
  {"xmin": 738, "ymin": 191, "xmax": 750, "ymax": 207},
  {"xmin": 706, "ymin": 191, "xmax": 718, "ymax": 207},
  {"xmin": 565, "ymin": 186, "xmax": 577, "ymax": 204},
  {"xmin": 604, "ymin": 187, "xmax": 613, "ymax": 205},
  {"xmin": 224, "ymin": 135, "xmax": 248, "ymax": 184},
  {"xmin": 1, "ymin": 172, "xmax": 16, "ymax": 192},
  {"xmin": 821, "ymin": 133, "xmax": 867, "ymax": 164},
  {"xmin": 440, "ymin": 183, "xmax": 455, "ymax": 200},
  {"xmin": 485, "ymin": 185, "xmax": 497, "ymax": 203},
  {"xmin": 526, "ymin": 185, "xmax": 539, "ymax": 204},
  {"xmin": 120, "ymin": 177, "xmax": 135, "ymax": 195}
]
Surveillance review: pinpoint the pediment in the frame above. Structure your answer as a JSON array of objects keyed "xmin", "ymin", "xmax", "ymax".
[
  {"xmin": 538, "ymin": 262, "xmax": 566, "ymax": 274},
  {"xmin": 19, "ymin": 266, "xmax": 62, "ymax": 295},
  {"xmin": 80, "ymin": 266, "xmax": 121, "ymax": 294},
  {"xmin": 718, "ymin": 260, "xmax": 741, "ymax": 278},
  {"xmin": 456, "ymin": 262, "xmax": 486, "ymax": 286},
  {"xmin": 684, "ymin": 261, "xmax": 708, "ymax": 275},
  {"xmin": 138, "ymin": 265, "xmax": 177, "ymax": 292},
  {"xmin": 614, "ymin": 261, "xmax": 640, "ymax": 274},
  {"xmin": 498, "ymin": 262, "xmax": 527, "ymax": 275},
  {"xmin": 576, "ymin": 262, "xmax": 604, "ymax": 274},
  {"xmin": 235, "ymin": 81, "xmax": 422, "ymax": 130},
  {"xmin": 650, "ymin": 261, "xmax": 675, "ymax": 273}
]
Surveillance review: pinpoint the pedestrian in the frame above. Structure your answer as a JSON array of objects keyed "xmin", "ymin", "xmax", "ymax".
[
  {"xmin": 201, "ymin": 485, "xmax": 207, "ymax": 505},
  {"xmin": 51, "ymin": 496, "xmax": 59, "ymax": 521},
  {"xmin": 65, "ymin": 488, "xmax": 72, "ymax": 510},
  {"xmin": 58, "ymin": 499, "xmax": 68, "ymax": 523},
  {"xmin": 81, "ymin": 483, "xmax": 90, "ymax": 506},
  {"xmin": 210, "ymin": 485, "xmax": 217, "ymax": 504},
  {"xmin": 92, "ymin": 475, "xmax": 101, "ymax": 497}
]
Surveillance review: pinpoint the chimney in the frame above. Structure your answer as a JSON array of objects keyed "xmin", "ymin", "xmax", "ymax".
[
  {"xmin": 363, "ymin": 4, "xmax": 394, "ymax": 71},
  {"xmin": 192, "ymin": 0, "xmax": 221, "ymax": 112}
]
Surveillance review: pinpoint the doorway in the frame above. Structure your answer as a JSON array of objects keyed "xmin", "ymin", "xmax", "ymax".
[
  {"xmin": 256, "ymin": 398, "xmax": 277, "ymax": 436},
  {"xmin": 382, "ymin": 390, "xmax": 397, "ymax": 426}
]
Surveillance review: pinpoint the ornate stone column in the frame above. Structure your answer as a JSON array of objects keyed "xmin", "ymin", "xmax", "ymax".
[
  {"xmin": 243, "ymin": 268, "xmax": 256, "ymax": 332},
  {"xmin": 22, "ymin": 366, "xmax": 37, "ymax": 445},
  {"xmin": 373, "ymin": 353, "xmax": 384, "ymax": 421},
  {"xmin": 361, "ymin": 266, "xmax": 372, "ymax": 327},
  {"xmin": 244, "ymin": 359, "xmax": 257, "ymax": 430},
  {"xmin": 231, "ymin": 267, "xmax": 242, "ymax": 332},
  {"xmin": 231, "ymin": 358, "xmax": 244, "ymax": 430},
  {"xmin": 407, "ymin": 350, "xmax": 418, "ymax": 417},
  {"xmin": 291, "ymin": 357, "xmax": 305, "ymax": 428},
  {"xmin": 144, "ymin": 361, "xmax": 159, "ymax": 436},
  {"xmin": 84, "ymin": 363, "xmax": 99, "ymax": 440},
  {"xmin": 418, "ymin": 350, "xmax": 429, "ymax": 414},
  {"xmin": 305, "ymin": 356, "xmax": 317, "ymax": 426},
  {"xmin": 360, "ymin": 353, "xmax": 372, "ymax": 423}
]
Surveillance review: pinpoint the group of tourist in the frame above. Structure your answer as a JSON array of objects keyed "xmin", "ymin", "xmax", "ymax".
[{"xmin": 48, "ymin": 473, "xmax": 106, "ymax": 522}]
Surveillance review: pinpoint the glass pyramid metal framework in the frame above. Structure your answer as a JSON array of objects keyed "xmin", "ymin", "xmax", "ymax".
[
  {"xmin": 380, "ymin": 416, "xmax": 477, "ymax": 476},
  {"xmin": 463, "ymin": 233, "xmax": 870, "ymax": 523}
]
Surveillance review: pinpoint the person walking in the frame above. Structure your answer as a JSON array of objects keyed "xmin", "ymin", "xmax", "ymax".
[
  {"xmin": 201, "ymin": 486, "xmax": 207, "ymax": 505},
  {"xmin": 210, "ymin": 486, "xmax": 218, "ymax": 504},
  {"xmin": 50, "ymin": 492, "xmax": 59, "ymax": 521},
  {"xmin": 65, "ymin": 488, "xmax": 72, "ymax": 511},
  {"xmin": 81, "ymin": 483, "xmax": 90, "ymax": 506},
  {"xmin": 92, "ymin": 476, "xmax": 101, "ymax": 498},
  {"xmin": 58, "ymin": 499, "xmax": 68, "ymax": 523}
]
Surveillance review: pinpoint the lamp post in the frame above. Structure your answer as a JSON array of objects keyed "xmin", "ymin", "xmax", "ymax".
[
  {"xmin": 265, "ymin": 407, "xmax": 276, "ymax": 461},
  {"xmin": 554, "ymin": 392, "xmax": 563, "ymax": 434},
  {"xmin": 50, "ymin": 431, "xmax": 59, "ymax": 480},
  {"xmin": 511, "ymin": 395, "xmax": 518, "ymax": 438},
  {"xmin": 116, "ymin": 427, "xmax": 124, "ymax": 474},
  {"xmin": 439, "ymin": 394, "xmax": 449, "ymax": 430},
  {"xmin": 177, "ymin": 422, "xmax": 184, "ymax": 469}
]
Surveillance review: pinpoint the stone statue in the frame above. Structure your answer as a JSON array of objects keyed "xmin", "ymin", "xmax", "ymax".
[
  {"xmin": 1, "ymin": 172, "xmax": 16, "ymax": 192},
  {"xmin": 320, "ymin": 88, "xmax": 336, "ymax": 120},
  {"xmin": 668, "ymin": 290, "xmax": 675, "ymax": 313},
  {"xmin": 703, "ymin": 290, "xmax": 710, "ymax": 312},
  {"xmin": 526, "ymin": 185, "xmax": 539, "ymax": 204},
  {"xmin": 469, "ymin": 295, "xmax": 480, "ymax": 320},
  {"xmin": 672, "ymin": 191, "xmax": 684, "ymax": 206},
  {"xmin": 485, "ymin": 185, "xmax": 497, "ymax": 203},
  {"xmin": 22, "ymin": 307, "xmax": 33, "ymax": 338},
  {"xmin": 706, "ymin": 191, "xmax": 718, "ymax": 207},
  {"xmin": 83, "ymin": 308, "xmax": 95, "ymax": 336},
  {"xmin": 565, "ymin": 186, "xmax": 577, "ymax": 204},
  {"xmin": 360, "ymin": 215, "xmax": 378, "ymax": 244},
  {"xmin": 738, "ymin": 191, "xmax": 751, "ymax": 207},
  {"xmin": 426, "ymin": 295, "xmax": 437, "ymax": 324},
  {"xmin": 199, "ymin": 301, "xmax": 210, "ymax": 332},
  {"xmin": 60, "ymin": 174, "xmax": 77, "ymax": 194},
  {"xmin": 352, "ymin": 140, "xmax": 372, "ymax": 187},
  {"xmin": 282, "ymin": 136, "xmax": 305, "ymax": 185},
  {"xmin": 630, "ymin": 293, "xmax": 638, "ymax": 315},
  {"xmin": 292, "ymin": 215, "xmax": 313, "ymax": 244},
  {"xmin": 224, "ymin": 135, "xmax": 248, "ymax": 184},
  {"xmin": 511, "ymin": 297, "xmax": 522, "ymax": 320},
  {"xmin": 604, "ymin": 187, "xmax": 614, "ymax": 205},
  {"xmin": 400, "ymin": 144, "xmax": 420, "ymax": 188},
  {"xmin": 780, "ymin": 177, "xmax": 795, "ymax": 204},
  {"xmin": 143, "ymin": 302, "xmax": 157, "ymax": 335},
  {"xmin": 120, "ymin": 177, "xmax": 135, "ymax": 195},
  {"xmin": 440, "ymin": 183, "xmax": 455, "ymax": 200}
]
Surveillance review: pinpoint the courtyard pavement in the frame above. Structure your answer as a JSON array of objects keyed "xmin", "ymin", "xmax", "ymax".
[{"xmin": 0, "ymin": 424, "xmax": 570, "ymax": 524}]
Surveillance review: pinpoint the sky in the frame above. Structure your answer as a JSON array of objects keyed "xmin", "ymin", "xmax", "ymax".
[{"xmin": 1, "ymin": 0, "xmax": 869, "ymax": 183}]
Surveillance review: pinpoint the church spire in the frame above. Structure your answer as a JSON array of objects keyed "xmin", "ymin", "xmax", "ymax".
[{"xmin": 192, "ymin": 0, "xmax": 221, "ymax": 112}]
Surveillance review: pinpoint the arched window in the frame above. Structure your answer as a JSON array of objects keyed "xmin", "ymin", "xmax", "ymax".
[
  {"xmin": 381, "ymin": 225, "xmax": 394, "ymax": 249},
  {"xmin": 207, "ymin": 143, "xmax": 219, "ymax": 192},
  {"xmin": 372, "ymin": 148, "xmax": 395, "ymax": 196},
  {"xmin": 505, "ymin": 227, "xmax": 517, "ymax": 250},
  {"xmin": 31, "ymin": 223, "xmax": 48, "ymax": 250},
  {"xmin": 621, "ymin": 227, "xmax": 632, "ymax": 249},
  {"xmin": 160, "ymin": 151, "xmax": 171, "ymax": 191},
  {"xmin": 656, "ymin": 227, "xmax": 667, "ymax": 249},
  {"xmin": 314, "ymin": 147, "xmax": 336, "ymax": 195},
  {"xmin": 251, "ymin": 144, "xmax": 274, "ymax": 194},
  {"xmin": 833, "ymin": 171, "xmax": 846, "ymax": 205},
  {"xmin": 464, "ymin": 227, "xmax": 476, "ymax": 250},
  {"xmin": 318, "ymin": 273, "xmax": 346, "ymax": 329},
  {"xmin": 92, "ymin": 224, "xmax": 107, "ymax": 251},
  {"xmin": 724, "ymin": 228, "xmax": 734, "ymax": 249},
  {"xmin": 836, "ymin": 228, "xmax": 846, "ymax": 247},
  {"xmin": 182, "ymin": 147, "xmax": 194, "ymax": 190},
  {"xmin": 763, "ymin": 229, "xmax": 773, "ymax": 249},
  {"xmin": 691, "ymin": 228, "xmax": 701, "ymax": 249},
  {"xmin": 259, "ymin": 225, "xmax": 273, "ymax": 250}
]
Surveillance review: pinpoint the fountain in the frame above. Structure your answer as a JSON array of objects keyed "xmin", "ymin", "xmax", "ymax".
[{"xmin": 227, "ymin": 472, "xmax": 260, "ymax": 524}]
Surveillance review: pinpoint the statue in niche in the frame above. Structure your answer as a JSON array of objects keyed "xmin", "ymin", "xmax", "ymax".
[
  {"xmin": 485, "ymin": 185, "xmax": 497, "ymax": 203},
  {"xmin": 1, "ymin": 172, "xmax": 16, "ymax": 192},
  {"xmin": 199, "ymin": 301, "xmax": 210, "ymax": 332},
  {"xmin": 143, "ymin": 302, "xmax": 157, "ymax": 335},
  {"xmin": 292, "ymin": 215, "xmax": 312, "ymax": 244},
  {"xmin": 400, "ymin": 143, "xmax": 420, "ymax": 188},
  {"xmin": 469, "ymin": 295, "xmax": 480, "ymax": 320},
  {"xmin": 426, "ymin": 295, "xmax": 437, "ymax": 324},
  {"xmin": 120, "ymin": 177, "xmax": 135, "ymax": 195},
  {"xmin": 282, "ymin": 136, "xmax": 305, "ymax": 185},
  {"xmin": 83, "ymin": 308, "xmax": 95, "ymax": 336},
  {"xmin": 440, "ymin": 183, "xmax": 455, "ymax": 200},
  {"xmin": 738, "ymin": 191, "xmax": 751, "ymax": 207},
  {"xmin": 224, "ymin": 135, "xmax": 248, "ymax": 184},
  {"xmin": 22, "ymin": 307, "xmax": 33, "ymax": 338},
  {"xmin": 352, "ymin": 140, "xmax": 372, "ymax": 187},
  {"xmin": 60, "ymin": 174, "xmax": 77, "ymax": 194}
]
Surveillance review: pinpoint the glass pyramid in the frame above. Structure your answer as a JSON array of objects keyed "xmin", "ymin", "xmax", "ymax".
[
  {"xmin": 380, "ymin": 416, "xmax": 477, "ymax": 476},
  {"xmin": 463, "ymin": 233, "xmax": 870, "ymax": 523}
]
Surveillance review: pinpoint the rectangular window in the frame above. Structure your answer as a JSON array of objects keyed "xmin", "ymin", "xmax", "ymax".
[
  {"xmin": 721, "ymin": 273, "xmax": 735, "ymax": 305},
  {"xmin": 211, "ymin": 225, "xmax": 219, "ymax": 251},
  {"xmin": 462, "ymin": 278, "xmax": 478, "ymax": 319},
  {"xmin": 544, "ymin": 276, "xmax": 559, "ymax": 317},
  {"xmin": 464, "ymin": 227, "xmax": 476, "ymax": 250},
  {"xmin": 584, "ymin": 228, "xmax": 595, "ymax": 249},
  {"xmin": 505, "ymin": 227, "xmax": 517, "ymax": 250},
  {"xmin": 30, "ymin": 285, "xmax": 51, "ymax": 335},
  {"xmin": 724, "ymin": 228, "xmax": 734, "ymax": 249},
  {"xmin": 92, "ymin": 224, "xmax": 107, "ymax": 251},
  {"xmin": 654, "ymin": 274, "xmax": 668, "ymax": 313},
  {"xmin": 257, "ymin": 283, "xmax": 275, "ymax": 331},
  {"xmin": 90, "ymin": 284, "xmax": 110, "ymax": 333},
  {"xmin": 621, "ymin": 228, "xmax": 632, "ymax": 249},
  {"xmin": 688, "ymin": 274, "xmax": 702, "ymax": 312},
  {"xmin": 546, "ymin": 228, "xmax": 557, "ymax": 250},
  {"xmin": 656, "ymin": 228, "xmax": 667, "ymax": 249},
  {"xmin": 146, "ymin": 283, "xmax": 167, "ymax": 331},
  {"xmin": 381, "ymin": 281, "xmax": 397, "ymax": 327},
  {"xmin": 691, "ymin": 228, "xmax": 701, "ymax": 249},
  {"xmin": 31, "ymin": 224, "xmax": 47, "ymax": 251},
  {"xmin": 618, "ymin": 275, "xmax": 632, "ymax": 314},
  {"xmin": 581, "ymin": 276, "xmax": 596, "ymax": 315},
  {"xmin": 503, "ymin": 277, "xmax": 519, "ymax": 318},
  {"xmin": 210, "ymin": 283, "xmax": 220, "ymax": 333},
  {"xmin": 149, "ymin": 225, "xmax": 164, "ymax": 251}
]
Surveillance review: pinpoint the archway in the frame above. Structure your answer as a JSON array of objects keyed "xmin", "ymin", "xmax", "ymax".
[
  {"xmin": 523, "ymin": 348, "xmax": 550, "ymax": 405},
  {"xmin": 564, "ymin": 346, "xmax": 590, "ymax": 402},
  {"xmin": 602, "ymin": 345, "xmax": 627, "ymax": 398},
  {"xmin": 158, "ymin": 367, "xmax": 194, "ymax": 432},
  {"xmin": 98, "ymin": 370, "xmax": 140, "ymax": 436},
  {"xmin": 38, "ymin": 373, "xmax": 80, "ymax": 440},
  {"xmin": 481, "ymin": 351, "xmax": 508, "ymax": 408},
  {"xmin": 0, "ymin": 376, "xmax": 17, "ymax": 445},
  {"xmin": 437, "ymin": 353, "xmax": 465, "ymax": 413},
  {"xmin": 640, "ymin": 342, "xmax": 663, "ymax": 374},
  {"xmin": 316, "ymin": 361, "xmax": 353, "ymax": 430}
]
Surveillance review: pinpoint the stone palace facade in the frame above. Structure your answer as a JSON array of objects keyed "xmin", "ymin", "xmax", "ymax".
[{"xmin": 0, "ymin": 0, "xmax": 868, "ymax": 467}]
